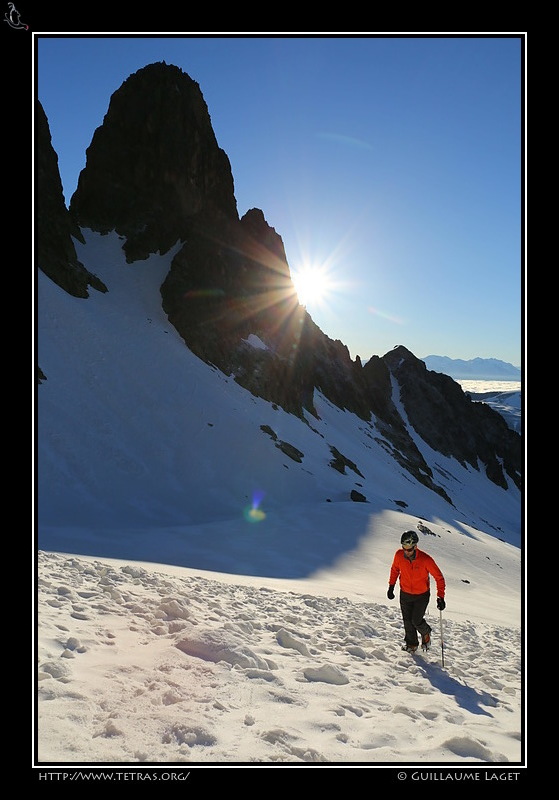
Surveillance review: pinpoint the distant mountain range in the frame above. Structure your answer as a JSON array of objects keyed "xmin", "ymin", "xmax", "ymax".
[{"xmin": 421, "ymin": 356, "xmax": 521, "ymax": 381}]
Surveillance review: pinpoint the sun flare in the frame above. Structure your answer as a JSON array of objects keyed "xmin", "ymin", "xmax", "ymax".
[{"xmin": 291, "ymin": 264, "xmax": 333, "ymax": 308}]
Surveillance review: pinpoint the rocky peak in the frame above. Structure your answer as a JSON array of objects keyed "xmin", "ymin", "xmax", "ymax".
[
  {"xmin": 240, "ymin": 208, "xmax": 289, "ymax": 266},
  {"xmin": 36, "ymin": 100, "xmax": 106, "ymax": 298},
  {"xmin": 69, "ymin": 62, "xmax": 238, "ymax": 262}
]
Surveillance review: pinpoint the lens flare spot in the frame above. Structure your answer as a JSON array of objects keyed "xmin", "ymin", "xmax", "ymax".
[
  {"xmin": 245, "ymin": 507, "xmax": 266, "ymax": 522},
  {"xmin": 367, "ymin": 306, "xmax": 405, "ymax": 325},
  {"xmin": 244, "ymin": 491, "xmax": 266, "ymax": 522}
]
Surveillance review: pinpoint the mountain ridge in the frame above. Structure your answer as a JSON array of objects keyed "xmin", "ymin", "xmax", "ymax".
[
  {"xmin": 421, "ymin": 355, "xmax": 521, "ymax": 381},
  {"xmin": 36, "ymin": 62, "xmax": 522, "ymax": 556}
]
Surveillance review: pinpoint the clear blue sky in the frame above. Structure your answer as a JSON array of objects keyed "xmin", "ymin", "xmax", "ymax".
[{"xmin": 36, "ymin": 35, "xmax": 524, "ymax": 367}]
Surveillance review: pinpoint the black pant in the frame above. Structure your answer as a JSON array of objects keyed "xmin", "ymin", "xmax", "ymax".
[{"xmin": 400, "ymin": 590, "xmax": 431, "ymax": 647}]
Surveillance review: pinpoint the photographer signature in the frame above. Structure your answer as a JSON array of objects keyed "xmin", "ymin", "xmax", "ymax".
[{"xmin": 4, "ymin": 3, "xmax": 28, "ymax": 29}]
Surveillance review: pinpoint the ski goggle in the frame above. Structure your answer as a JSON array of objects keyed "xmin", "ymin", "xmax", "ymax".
[{"xmin": 402, "ymin": 539, "xmax": 416, "ymax": 549}]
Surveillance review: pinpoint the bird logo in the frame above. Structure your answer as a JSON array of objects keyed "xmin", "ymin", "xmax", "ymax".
[{"xmin": 4, "ymin": 3, "xmax": 28, "ymax": 29}]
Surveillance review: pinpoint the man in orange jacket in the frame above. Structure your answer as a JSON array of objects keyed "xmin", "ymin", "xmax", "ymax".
[{"xmin": 387, "ymin": 530, "xmax": 446, "ymax": 652}]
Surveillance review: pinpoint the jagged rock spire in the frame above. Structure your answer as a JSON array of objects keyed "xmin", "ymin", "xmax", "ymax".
[
  {"xmin": 70, "ymin": 62, "xmax": 238, "ymax": 262},
  {"xmin": 36, "ymin": 100, "xmax": 106, "ymax": 298}
]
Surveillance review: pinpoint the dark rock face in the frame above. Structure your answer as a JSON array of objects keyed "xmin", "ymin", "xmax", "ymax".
[
  {"xmin": 41, "ymin": 62, "xmax": 522, "ymax": 501},
  {"xmin": 383, "ymin": 346, "xmax": 522, "ymax": 491},
  {"xmin": 70, "ymin": 62, "xmax": 238, "ymax": 263},
  {"xmin": 159, "ymin": 206, "xmax": 305, "ymax": 416},
  {"xmin": 36, "ymin": 101, "xmax": 106, "ymax": 298}
]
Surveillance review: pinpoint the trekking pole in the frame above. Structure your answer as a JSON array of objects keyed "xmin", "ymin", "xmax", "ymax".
[{"xmin": 439, "ymin": 609, "xmax": 445, "ymax": 668}]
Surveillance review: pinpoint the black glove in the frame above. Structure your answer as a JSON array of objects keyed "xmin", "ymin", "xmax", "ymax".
[
  {"xmin": 387, "ymin": 585, "xmax": 395, "ymax": 600},
  {"xmin": 437, "ymin": 597, "xmax": 446, "ymax": 611}
]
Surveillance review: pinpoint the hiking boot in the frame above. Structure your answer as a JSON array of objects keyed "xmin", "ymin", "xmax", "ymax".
[
  {"xmin": 402, "ymin": 644, "xmax": 418, "ymax": 653},
  {"xmin": 421, "ymin": 633, "xmax": 431, "ymax": 650}
]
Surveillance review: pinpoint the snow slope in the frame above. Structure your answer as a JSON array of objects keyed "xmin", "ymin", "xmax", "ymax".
[{"xmin": 35, "ymin": 230, "xmax": 524, "ymax": 770}]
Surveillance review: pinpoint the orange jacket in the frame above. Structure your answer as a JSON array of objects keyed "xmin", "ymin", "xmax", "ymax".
[{"xmin": 389, "ymin": 547, "xmax": 445, "ymax": 598}]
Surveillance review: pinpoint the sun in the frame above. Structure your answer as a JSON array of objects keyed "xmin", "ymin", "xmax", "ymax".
[{"xmin": 291, "ymin": 263, "xmax": 333, "ymax": 308}]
